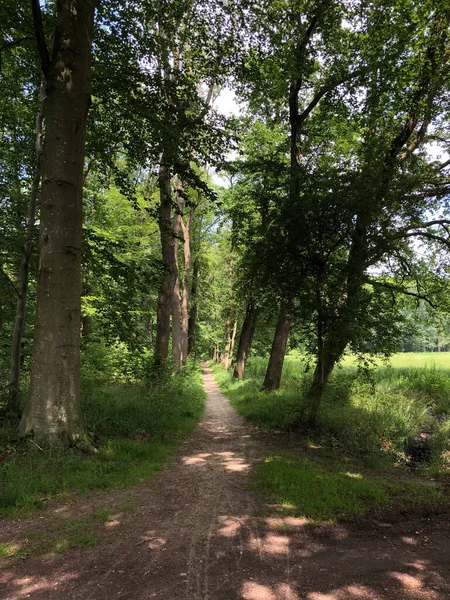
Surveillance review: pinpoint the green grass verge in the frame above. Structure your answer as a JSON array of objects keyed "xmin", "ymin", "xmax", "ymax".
[
  {"xmin": 0, "ymin": 363, "xmax": 205, "ymax": 518},
  {"xmin": 211, "ymin": 355, "xmax": 450, "ymax": 470},
  {"xmin": 253, "ymin": 455, "xmax": 443, "ymax": 521}
]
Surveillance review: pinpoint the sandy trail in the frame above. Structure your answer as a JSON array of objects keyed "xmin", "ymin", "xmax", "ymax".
[{"xmin": 1, "ymin": 364, "xmax": 450, "ymax": 600}]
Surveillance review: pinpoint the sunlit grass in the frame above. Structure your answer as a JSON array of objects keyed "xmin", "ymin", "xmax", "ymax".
[
  {"xmin": 211, "ymin": 353, "xmax": 450, "ymax": 471},
  {"xmin": 253, "ymin": 455, "xmax": 443, "ymax": 521}
]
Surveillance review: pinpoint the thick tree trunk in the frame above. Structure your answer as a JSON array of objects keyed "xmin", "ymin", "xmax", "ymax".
[
  {"xmin": 261, "ymin": 305, "xmax": 292, "ymax": 392},
  {"xmin": 155, "ymin": 165, "xmax": 176, "ymax": 363},
  {"xmin": 187, "ymin": 258, "xmax": 199, "ymax": 357},
  {"xmin": 8, "ymin": 86, "xmax": 44, "ymax": 417},
  {"xmin": 233, "ymin": 302, "xmax": 257, "ymax": 380},
  {"xmin": 20, "ymin": 0, "xmax": 96, "ymax": 443},
  {"xmin": 180, "ymin": 209, "xmax": 193, "ymax": 365}
]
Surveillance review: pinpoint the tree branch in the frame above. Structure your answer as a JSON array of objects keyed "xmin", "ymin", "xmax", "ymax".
[
  {"xmin": 30, "ymin": 0, "xmax": 50, "ymax": 75},
  {"xmin": 0, "ymin": 36, "xmax": 35, "ymax": 53},
  {"xmin": 1, "ymin": 268, "xmax": 19, "ymax": 297},
  {"xmin": 367, "ymin": 279, "xmax": 436, "ymax": 308},
  {"xmin": 300, "ymin": 68, "xmax": 370, "ymax": 129}
]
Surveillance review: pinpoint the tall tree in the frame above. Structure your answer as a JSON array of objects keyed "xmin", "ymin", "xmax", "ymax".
[{"xmin": 20, "ymin": 0, "xmax": 97, "ymax": 443}]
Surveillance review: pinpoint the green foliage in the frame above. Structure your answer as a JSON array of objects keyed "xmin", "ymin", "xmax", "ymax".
[
  {"xmin": 0, "ymin": 364, "xmax": 205, "ymax": 517},
  {"xmin": 253, "ymin": 455, "xmax": 443, "ymax": 522}
]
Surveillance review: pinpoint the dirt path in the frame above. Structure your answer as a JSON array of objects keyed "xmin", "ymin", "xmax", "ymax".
[{"xmin": 2, "ymin": 364, "xmax": 450, "ymax": 600}]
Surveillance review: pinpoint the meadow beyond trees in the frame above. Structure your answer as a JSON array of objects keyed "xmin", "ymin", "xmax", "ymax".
[{"xmin": 2, "ymin": 1, "xmax": 450, "ymax": 589}]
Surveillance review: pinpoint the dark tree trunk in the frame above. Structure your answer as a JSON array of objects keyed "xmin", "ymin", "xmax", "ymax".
[
  {"xmin": 307, "ymin": 351, "xmax": 336, "ymax": 426},
  {"xmin": 155, "ymin": 165, "xmax": 176, "ymax": 363},
  {"xmin": 20, "ymin": 0, "xmax": 96, "ymax": 443},
  {"xmin": 8, "ymin": 82, "xmax": 44, "ymax": 417},
  {"xmin": 187, "ymin": 258, "xmax": 199, "ymax": 356},
  {"xmin": 261, "ymin": 305, "xmax": 292, "ymax": 392},
  {"xmin": 233, "ymin": 302, "xmax": 257, "ymax": 380},
  {"xmin": 180, "ymin": 208, "xmax": 193, "ymax": 365}
]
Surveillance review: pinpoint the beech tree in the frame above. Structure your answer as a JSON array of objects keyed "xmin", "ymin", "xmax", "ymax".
[{"xmin": 19, "ymin": 0, "xmax": 97, "ymax": 443}]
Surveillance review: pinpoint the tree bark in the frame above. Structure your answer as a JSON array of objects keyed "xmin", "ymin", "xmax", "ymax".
[
  {"xmin": 221, "ymin": 313, "xmax": 232, "ymax": 369},
  {"xmin": 20, "ymin": 0, "xmax": 96, "ymax": 444},
  {"xmin": 233, "ymin": 302, "xmax": 257, "ymax": 380},
  {"xmin": 187, "ymin": 257, "xmax": 199, "ymax": 357},
  {"xmin": 307, "ymin": 350, "xmax": 336, "ymax": 426},
  {"xmin": 229, "ymin": 319, "xmax": 237, "ymax": 366},
  {"xmin": 261, "ymin": 304, "xmax": 292, "ymax": 392},
  {"xmin": 180, "ymin": 208, "xmax": 193, "ymax": 365},
  {"xmin": 8, "ymin": 80, "xmax": 44, "ymax": 417},
  {"xmin": 155, "ymin": 165, "xmax": 175, "ymax": 363},
  {"xmin": 171, "ymin": 196, "xmax": 182, "ymax": 372}
]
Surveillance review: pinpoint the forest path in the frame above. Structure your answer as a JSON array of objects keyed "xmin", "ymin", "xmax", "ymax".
[{"xmin": 2, "ymin": 363, "xmax": 450, "ymax": 600}]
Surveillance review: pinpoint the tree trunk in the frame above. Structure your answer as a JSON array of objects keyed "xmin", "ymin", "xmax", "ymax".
[
  {"xmin": 155, "ymin": 165, "xmax": 175, "ymax": 363},
  {"xmin": 229, "ymin": 319, "xmax": 237, "ymax": 367},
  {"xmin": 20, "ymin": 0, "xmax": 96, "ymax": 444},
  {"xmin": 261, "ymin": 305, "xmax": 292, "ymax": 392},
  {"xmin": 187, "ymin": 258, "xmax": 199, "ymax": 356},
  {"xmin": 171, "ymin": 198, "xmax": 182, "ymax": 372},
  {"xmin": 307, "ymin": 351, "xmax": 336, "ymax": 427},
  {"xmin": 180, "ymin": 208, "xmax": 193, "ymax": 365},
  {"xmin": 233, "ymin": 302, "xmax": 257, "ymax": 380},
  {"xmin": 221, "ymin": 313, "xmax": 232, "ymax": 369},
  {"xmin": 8, "ymin": 82, "xmax": 44, "ymax": 417}
]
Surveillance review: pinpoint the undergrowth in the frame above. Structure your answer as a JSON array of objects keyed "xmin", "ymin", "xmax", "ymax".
[
  {"xmin": 0, "ymin": 362, "xmax": 205, "ymax": 517},
  {"xmin": 211, "ymin": 356, "xmax": 450, "ymax": 471}
]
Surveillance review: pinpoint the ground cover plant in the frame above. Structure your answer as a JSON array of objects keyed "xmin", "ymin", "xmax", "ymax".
[
  {"xmin": 211, "ymin": 354, "xmax": 450, "ymax": 471},
  {"xmin": 0, "ymin": 362, "xmax": 205, "ymax": 518},
  {"xmin": 253, "ymin": 454, "xmax": 444, "ymax": 522}
]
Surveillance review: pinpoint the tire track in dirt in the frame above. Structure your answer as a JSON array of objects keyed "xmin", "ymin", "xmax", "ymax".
[{"xmin": 1, "ymin": 364, "xmax": 450, "ymax": 600}]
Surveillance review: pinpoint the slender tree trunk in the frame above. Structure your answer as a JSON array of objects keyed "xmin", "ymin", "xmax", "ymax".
[
  {"xmin": 233, "ymin": 302, "xmax": 257, "ymax": 380},
  {"xmin": 8, "ymin": 83, "xmax": 44, "ymax": 417},
  {"xmin": 307, "ymin": 352, "xmax": 336, "ymax": 426},
  {"xmin": 180, "ymin": 209, "xmax": 193, "ymax": 365},
  {"xmin": 20, "ymin": 0, "xmax": 96, "ymax": 443},
  {"xmin": 229, "ymin": 319, "xmax": 237, "ymax": 366},
  {"xmin": 171, "ymin": 198, "xmax": 182, "ymax": 371},
  {"xmin": 155, "ymin": 165, "xmax": 175, "ymax": 363},
  {"xmin": 187, "ymin": 257, "xmax": 199, "ymax": 356},
  {"xmin": 80, "ymin": 280, "xmax": 93, "ymax": 347},
  {"xmin": 261, "ymin": 304, "xmax": 292, "ymax": 392},
  {"xmin": 221, "ymin": 313, "xmax": 232, "ymax": 369}
]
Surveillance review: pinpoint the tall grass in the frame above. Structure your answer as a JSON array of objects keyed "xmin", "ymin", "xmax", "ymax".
[{"xmin": 212, "ymin": 354, "xmax": 450, "ymax": 470}]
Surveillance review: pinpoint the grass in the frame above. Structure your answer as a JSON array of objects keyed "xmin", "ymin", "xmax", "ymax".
[
  {"xmin": 0, "ymin": 510, "xmax": 116, "ymax": 563},
  {"xmin": 0, "ymin": 362, "xmax": 205, "ymax": 518},
  {"xmin": 211, "ymin": 353, "xmax": 450, "ymax": 471},
  {"xmin": 253, "ymin": 454, "xmax": 443, "ymax": 522}
]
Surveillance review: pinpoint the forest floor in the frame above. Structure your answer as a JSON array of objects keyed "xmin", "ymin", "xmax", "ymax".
[{"xmin": 1, "ymin": 364, "xmax": 450, "ymax": 600}]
